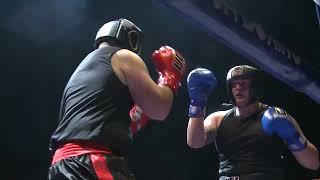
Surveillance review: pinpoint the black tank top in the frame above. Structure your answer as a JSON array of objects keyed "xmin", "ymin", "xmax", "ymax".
[
  {"xmin": 215, "ymin": 104, "xmax": 286, "ymax": 179},
  {"xmin": 49, "ymin": 46, "xmax": 134, "ymax": 156}
]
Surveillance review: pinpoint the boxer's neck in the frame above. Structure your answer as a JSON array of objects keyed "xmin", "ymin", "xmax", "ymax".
[{"xmin": 235, "ymin": 101, "xmax": 261, "ymax": 119}]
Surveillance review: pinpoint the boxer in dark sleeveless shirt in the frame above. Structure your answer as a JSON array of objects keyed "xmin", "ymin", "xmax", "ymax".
[
  {"xmin": 186, "ymin": 65, "xmax": 319, "ymax": 179},
  {"xmin": 48, "ymin": 18, "xmax": 187, "ymax": 180}
]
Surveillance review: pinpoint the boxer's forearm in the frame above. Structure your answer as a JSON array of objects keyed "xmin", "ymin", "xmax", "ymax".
[
  {"xmin": 187, "ymin": 118, "xmax": 206, "ymax": 148},
  {"xmin": 292, "ymin": 141, "xmax": 320, "ymax": 170}
]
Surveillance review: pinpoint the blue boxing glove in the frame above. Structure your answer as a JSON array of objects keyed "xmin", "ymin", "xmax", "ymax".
[
  {"xmin": 187, "ymin": 68, "xmax": 217, "ymax": 118},
  {"xmin": 262, "ymin": 107, "xmax": 307, "ymax": 151}
]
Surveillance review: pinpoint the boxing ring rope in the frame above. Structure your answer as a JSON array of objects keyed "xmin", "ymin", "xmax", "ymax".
[
  {"xmin": 155, "ymin": 0, "xmax": 320, "ymax": 104},
  {"xmin": 315, "ymin": 0, "xmax": 320, "ymax": 26}
]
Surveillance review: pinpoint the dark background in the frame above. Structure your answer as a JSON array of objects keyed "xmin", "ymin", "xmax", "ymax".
[{"xmin": 1, "ymin": 0, "xmax": 319, "ymax": 179}]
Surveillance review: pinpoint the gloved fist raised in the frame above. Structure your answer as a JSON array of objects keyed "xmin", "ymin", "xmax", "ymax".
[
  {"xmin": 151, "ymin": 46, "xmax": 187, "ymax": 93},
  {"xmin": 129, "ymin": 104, "xmax": 150, "ymax": 136},
  {"xmin": 262, "ymin": 107, "xmax": 307, "ymax": 151},
  {"xmin": 187, "ymin": 68, "xmax": 217, "ymax": 118}
]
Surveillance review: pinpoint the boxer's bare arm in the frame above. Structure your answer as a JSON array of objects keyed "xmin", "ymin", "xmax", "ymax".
[
  {"xmin": 112, "ymin": 49, "xmax": 172, "ymax": 120},
  {"xmin": 291, "ymin": 142, "xmax": 319, "ymax": 170},
  {"xmin": 187, "ymin": 110, "xmax": 227, "ymax": 148}
]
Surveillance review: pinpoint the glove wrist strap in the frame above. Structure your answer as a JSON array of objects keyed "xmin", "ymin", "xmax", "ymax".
[
  {"xmin": 287, "ymin": 134, "xmax": 308, "ymax": 151},
  {"xmin": 189, "ymin": 104, "xmax": 206, "ymax": 118},
  {"xmin": 158, "ymin": 75, "xmax": 180, "ymax": 94}
]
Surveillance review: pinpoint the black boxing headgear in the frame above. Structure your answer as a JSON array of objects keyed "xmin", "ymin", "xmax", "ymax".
[
  {"xmin": 226, "ymin": 65, "xmax": 260, "ymax": 105},
  {"xmin": 94, "ymin": 18, "xmax": 143, "ymax": 55}
]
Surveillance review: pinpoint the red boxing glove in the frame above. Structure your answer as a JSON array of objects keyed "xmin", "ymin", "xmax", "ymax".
[
  {"xmin": 129, "ymin": 104, "xmax": 150, "ymax": 136},
  {"xmin": 151, "ymin": 46, "xmax": 187, "ymax": 93}
]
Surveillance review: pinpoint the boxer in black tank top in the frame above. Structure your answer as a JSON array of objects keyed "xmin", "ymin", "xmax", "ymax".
[
  {"xmin": 186, "ymin": 65, "xmax": 319, "ymax": 180},
  {"xmin": 48, "ymin": 18, "xmax": 187, "ymax": 180},
  {"xmin": 215, "ymin": 105, "xmax": 285, "ymax": 179}
]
